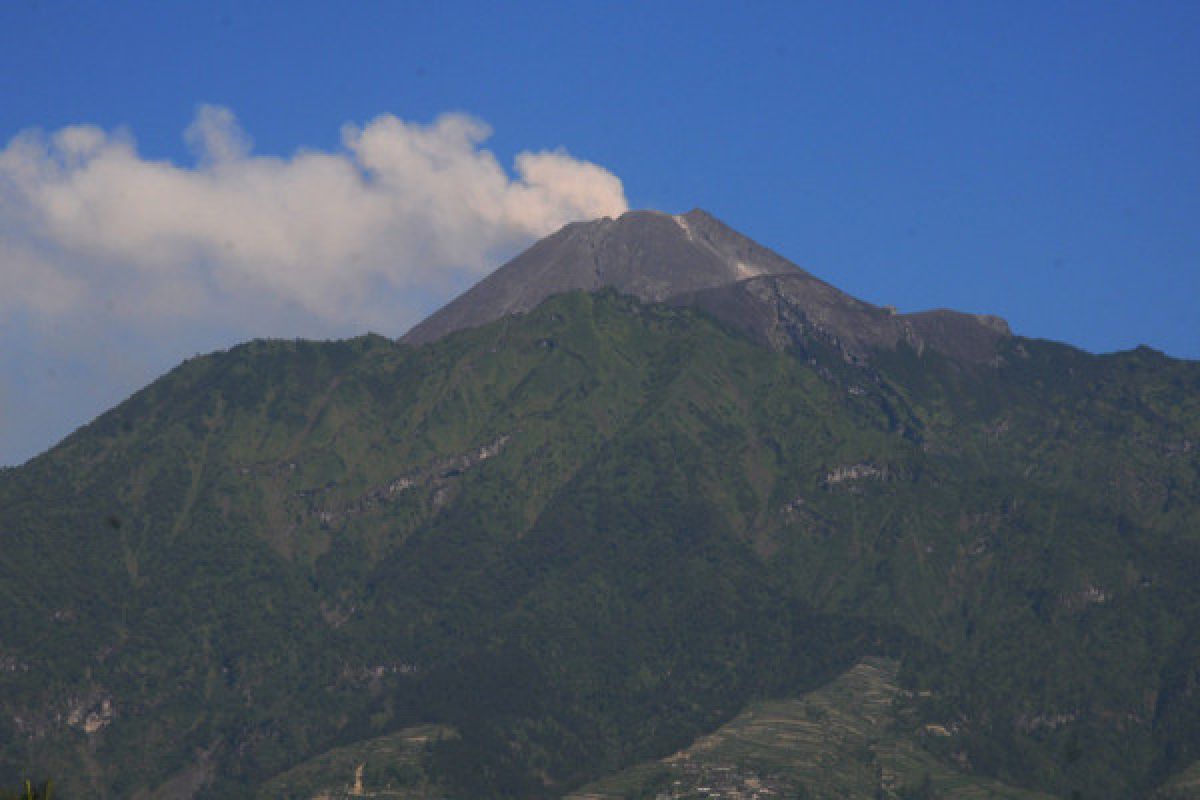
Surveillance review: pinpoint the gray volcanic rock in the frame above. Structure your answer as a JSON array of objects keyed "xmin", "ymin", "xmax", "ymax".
[
  {"xmin": 401, "ymin": 209, "xmax": 802, "ymax": 345},
  {"xmin": 670, "ymin": 273, "xmax": 1011, "ymax": 364},
  {"xmin": 402, "ymin": 206, "xmax": 1011, "ymax": 365}
]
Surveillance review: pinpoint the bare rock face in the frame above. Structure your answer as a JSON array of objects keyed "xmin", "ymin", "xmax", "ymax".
[
  {"xmin": 400, "ymin": 209, "xmax": 803, "ymax": 345},
  {"xmin": 401, "ymin": 207, "xmax": 1011, "ymax": 365},
  {"xmin": 672, "ymin": 273, "xmax": 1012, "ymax": 364}
]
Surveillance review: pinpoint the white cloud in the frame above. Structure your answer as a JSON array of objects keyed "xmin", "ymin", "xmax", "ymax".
[
  {"xmin": 0, "ymin": 105, "xmax": 627, "ymax": 329},
  {"xmin": 0, "ymin": 107, "xmax": 628, "ymax": 464}
]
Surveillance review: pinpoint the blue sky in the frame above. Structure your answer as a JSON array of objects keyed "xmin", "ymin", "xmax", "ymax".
[{"xmin": 1, "ymin": 1, "xmax": 1197, "ymax": 464}]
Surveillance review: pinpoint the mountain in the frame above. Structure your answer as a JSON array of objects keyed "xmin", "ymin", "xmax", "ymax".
[{"xmin": 2, "ymin": 211, "xmax": 1199, "ymax": 800}]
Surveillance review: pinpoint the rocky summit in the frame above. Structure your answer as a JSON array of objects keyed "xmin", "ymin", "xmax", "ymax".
[
  {"xmin": 400, "ymin": 209, "xmax": 802, "ymax": 345},
  {"xmin": 406, "ymin": 208, "xmax": 1012, "ymax": 367}
]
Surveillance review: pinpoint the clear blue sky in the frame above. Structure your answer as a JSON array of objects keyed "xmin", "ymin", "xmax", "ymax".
[{"xmin": 1, "ymin": 1, "xmax": 1197, "ymax": 463}]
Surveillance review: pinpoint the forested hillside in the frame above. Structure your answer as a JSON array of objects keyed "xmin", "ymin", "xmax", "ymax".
[{"xmin": 2, "ymin": 288, "xmax": 1198, "ymax": 798}]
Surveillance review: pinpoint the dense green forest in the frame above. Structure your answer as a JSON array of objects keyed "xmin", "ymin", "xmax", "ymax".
[{"xmin": 2, "ymin": 290, "xmax": 1198, "ymax": 798}]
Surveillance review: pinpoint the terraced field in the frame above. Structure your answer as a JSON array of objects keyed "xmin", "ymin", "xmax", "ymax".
[{"xmin": 569, "ymin": 659, "xmax": 1057, "ymax": 800}]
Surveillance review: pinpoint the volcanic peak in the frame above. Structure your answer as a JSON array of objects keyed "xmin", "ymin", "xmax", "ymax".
[{"xmin": 401, "ymin": 208, "xmax": 1011, "ymax": 365}]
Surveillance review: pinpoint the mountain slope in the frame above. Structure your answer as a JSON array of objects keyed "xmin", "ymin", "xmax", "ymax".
[
  {"xmin": 1, "ymin": 293, "xmax": 906, "ymax": 797},
  {"xmin": 671, "ymin": 271, "xmax": 1012, "ymax": 364}
]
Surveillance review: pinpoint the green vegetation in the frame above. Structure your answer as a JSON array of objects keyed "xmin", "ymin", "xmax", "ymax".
[{"xmin": 0, "ymin": 290, "xmax": 1198, "ymax": 798}]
